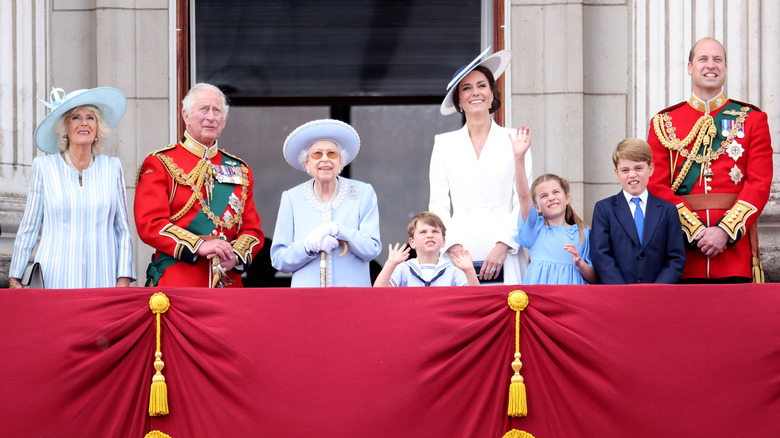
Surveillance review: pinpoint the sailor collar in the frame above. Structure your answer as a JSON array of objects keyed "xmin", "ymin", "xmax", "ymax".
[
  {"xmin": 181, "ymin": 131, "xmax": 219, "ymax": 159},
  {"xmin": 688, "ymin": 90, "xmax": 727, "ymax": 114}
]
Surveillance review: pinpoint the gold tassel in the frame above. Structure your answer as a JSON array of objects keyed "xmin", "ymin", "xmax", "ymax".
[
  {"xmin": 144, "ymin": 431, "xmax": 172, "ymax": 438},
  {"xmin": 507, "ymin": 291, "xmax": 529, "ymax": 417},
  {"xmin": 508, "ymin": 352, "xmax": 527, "ymax": 416},
  {"xmin": 149, "ymin": 293, "xmax": 170, "ymax": 416},
  {"xmin": 502, "ymin": 429, "xmax": 536, "ymax": 438},
  {"xmin": 752, "ymin": 256, "xmax": 765, "ymax": 283}
]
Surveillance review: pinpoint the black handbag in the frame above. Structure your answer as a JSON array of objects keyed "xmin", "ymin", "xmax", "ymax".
[
  {"xmin": 21, "ymin": 262, "xmax": 45, "ymax": 289},
  {"xmin": 473, "ymin": 261, "xmax": 504, "ymax": 284}
]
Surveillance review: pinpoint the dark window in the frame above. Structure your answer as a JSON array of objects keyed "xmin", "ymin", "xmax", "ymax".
[{"xmin": 195, "ymin": 0, "xmax": 481, "ymax": 104}]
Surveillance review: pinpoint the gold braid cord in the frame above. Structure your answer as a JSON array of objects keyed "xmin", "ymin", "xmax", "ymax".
[
  {"xmin": 652, "ymin": 113, "xmax": 716, "ymax": 192},
  {"xmin": 155, "ymin": 154, "xmax": 212, "ymax": 222},
  {"xmin": 652, "ymin": 106, "xmax": 751, "ymax": 192},
  {"xmin": 149, "ymin": 293, "xmax": 170, "ymax": 416},
  {"xmin": 155, "ymin": 153, "xmax": 249, "ymax": 233},
  {"xmin": 507, "ymin": 291, "xmax": 529, "ymax": 417}
]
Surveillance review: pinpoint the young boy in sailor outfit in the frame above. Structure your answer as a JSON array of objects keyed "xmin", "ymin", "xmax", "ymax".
[{"xmin": 374, "ymin": 212, "xmax": 479, "ymax": 287}]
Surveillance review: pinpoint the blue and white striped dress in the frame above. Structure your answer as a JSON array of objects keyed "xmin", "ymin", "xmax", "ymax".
[{"xmin": 9, "ymin": 154, "xmax": 137, "ymax": 288}]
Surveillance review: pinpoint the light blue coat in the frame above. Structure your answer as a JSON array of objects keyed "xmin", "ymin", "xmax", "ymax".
[{"xmin": 271, "ymin": 177, "xmax": 381, "ymax": 287}]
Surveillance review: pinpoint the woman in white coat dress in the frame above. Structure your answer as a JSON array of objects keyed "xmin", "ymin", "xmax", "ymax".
[
  {"xmin": 270, "ymin": 119, "xmax": 381, "ymax": 287},
  {"xmin": 429, "ymin": 48, "xmax": 532, "ymax": 284}
]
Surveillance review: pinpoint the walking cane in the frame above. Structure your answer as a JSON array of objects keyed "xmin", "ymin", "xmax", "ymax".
[
  {"xmin": 319, "ymin": 252, "xmax": 327, "ymax": 287},
  {"xmin": 319, "ymin": 241, "xmax": 348, "ymax": 288}
]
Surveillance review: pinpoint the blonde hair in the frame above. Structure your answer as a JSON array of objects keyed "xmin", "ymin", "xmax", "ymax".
[
  {"xmin": 407, "ymin": 211, "xmax": 446, "ymax": 238},
  {"xmin": 529, "ymin": 174, "xmax": 589, "ymax": 245},
  {"xmin": 52, "ymin": 105, "xmax": 112, "ymax": 154},
  {"xmin": 612, "ymin": 138, "xmax": 653, "ymax": 168}
]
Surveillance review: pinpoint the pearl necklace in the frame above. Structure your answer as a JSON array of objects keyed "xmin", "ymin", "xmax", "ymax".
[{"xmin": 64, "ymin": 150, "xmax": 93, "ymax": 185}]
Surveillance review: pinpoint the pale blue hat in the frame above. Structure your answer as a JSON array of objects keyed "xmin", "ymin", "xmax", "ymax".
[
  {"xmin": 440, "ymin": 47, "xmax": 512, "ymax": 116},
  {"xmin": 34, "ymin": 87, "xmax": 127, "ymax": 154},
  {"xmin": 283, "ymin": 119, "xmax": 360, "ymax": 172}
]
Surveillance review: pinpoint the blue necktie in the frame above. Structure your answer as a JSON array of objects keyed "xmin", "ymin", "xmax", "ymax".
[
  {"xmin": 409, "ymin": 266, "xmax": 447, "ymax": 287},
  {"xmin": 631, "ymin": 197, "xmax": 644, "ymax": 244}
]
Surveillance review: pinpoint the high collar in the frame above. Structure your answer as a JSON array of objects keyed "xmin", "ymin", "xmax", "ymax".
[
  {"xmin": 688, "ymin": 90, "xmax": 727, "ymax": 114},
  {"xmin": 181, "ymin": 131, "xmax": 219, "ymax": 159}
]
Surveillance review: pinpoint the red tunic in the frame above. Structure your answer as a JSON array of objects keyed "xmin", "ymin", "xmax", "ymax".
[
  {"xmin": 135, "ymin": 133, "xmax": 263, "ymax": 287},
  {"xmin": 647, "ymin": 93, "xmax": 772, "ymax": 280}
]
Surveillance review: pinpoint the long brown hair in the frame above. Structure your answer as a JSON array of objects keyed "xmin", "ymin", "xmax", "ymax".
[
  {"xmin": 530, "ymin": 174, "xmax": 589, "ymax": 245},
  {"xmin": 451, "ymin": 65, "xmax": 502, "ymax": 115}
]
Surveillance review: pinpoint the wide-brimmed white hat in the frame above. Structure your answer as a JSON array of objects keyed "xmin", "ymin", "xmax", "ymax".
[
  {"xmin": 34, "ymin": 87, "xmax": 127, "ymax": 154},
  {"xmin": 440, "ymin": 47, "xmax": 512, "ymax": 116},
  {"xmin": 283, "ymin": 119, "xmax": 360, "ymax": 172}
]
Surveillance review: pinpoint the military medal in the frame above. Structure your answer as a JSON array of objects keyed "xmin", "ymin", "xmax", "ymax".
[
  {"xmin": 703, "ymin": 165, "xmax": 714, "ymax": 178},
  {"xmin": 729, "ymin": 165, "xmax": 744, "ymax": 185},
  {"xmin": 215, "ymin": 165, "xmax": 244, "ymax": 185},
  {"xmin": 228, "ymin": 193, "xmax": 242, "ymax": 213},
  {"xmin": 721, "ymin": 119, "xmax": 733, "ymax": 138},
  {"xmin": 727, "ymin": 140, "xmax": 744, "ymax": 161}
]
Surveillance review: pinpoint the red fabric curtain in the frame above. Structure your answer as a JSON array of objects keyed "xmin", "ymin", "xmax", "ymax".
[{"xmin": 1, "ymin": 284, "xmax": 779, "ymax": 437}]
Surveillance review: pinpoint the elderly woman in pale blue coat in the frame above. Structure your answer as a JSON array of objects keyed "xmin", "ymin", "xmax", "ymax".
[{"xmin": 271, "ymin": 119, "xmax": 381, "ymax": 287}]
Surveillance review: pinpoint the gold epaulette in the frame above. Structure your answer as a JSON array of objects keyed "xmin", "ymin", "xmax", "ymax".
[
  {"xmin": 135, "ymin": 144, "xmax": 177, "ymax": 185},
  {"xmin": 148, "ymin": 144, "xmax": 178, "ymax": 157},
  {"xmin": 677, "ymin": 203, "xmax": 705, "ymax": 243},
  {"xmin": 718, "ymin": 200, "xmax": 757, "ymax": 241},
  {"xmin": 233, "ymin": 234, "xmax": 261, "ymax": 265}
]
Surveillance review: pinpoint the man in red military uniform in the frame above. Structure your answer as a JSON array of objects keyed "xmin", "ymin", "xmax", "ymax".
[
  {"xmin": 647, "ymin": 38, "xmax": 772, "ymax": 283},
  {"xmin": 135, "ymin": 83, "xmax": 263, "ymax": 287}
]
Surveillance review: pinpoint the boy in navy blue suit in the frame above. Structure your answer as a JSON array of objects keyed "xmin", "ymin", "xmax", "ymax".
[{"xmin": 591, "ymin": 138, "xmax": 686, "ymax": 284}]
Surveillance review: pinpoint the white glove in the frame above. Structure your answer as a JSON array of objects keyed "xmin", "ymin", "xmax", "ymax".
[
  {"xmin": 305, "ymin": 223, "xmax": 333, "ymax": 253},
  {"xmin": 305, "ymin": 234, "xmax": 339, "ymax": 254},
  {"xmin": 320, "ymin": 235, "xmax": 339, "ymax": 254}
]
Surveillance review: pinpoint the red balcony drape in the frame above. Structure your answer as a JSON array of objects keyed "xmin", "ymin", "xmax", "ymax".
[{"xmin": 1, "ymin": 284, "xmax": 779, "ymax": 437}]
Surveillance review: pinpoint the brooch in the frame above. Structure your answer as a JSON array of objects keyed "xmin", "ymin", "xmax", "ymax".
[{"xmin": 729, "ymin": 165, "xmax": 744, "ymax": 185}]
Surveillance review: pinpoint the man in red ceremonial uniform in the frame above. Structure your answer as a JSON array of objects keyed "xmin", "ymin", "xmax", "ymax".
[
  {"xmin": 647, "ymin": 38, "xmax": 772, "ymax": 283},
  {"xmin": 135, "ymin": 83, "xmax": 263, "ymax": 287}
]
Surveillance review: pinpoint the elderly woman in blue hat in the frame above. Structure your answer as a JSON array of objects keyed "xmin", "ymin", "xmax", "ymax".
[
  {"xmin": 8, "ymin": 87, "xmax": 136, "ymax": 289},
  {"xmin": 428, "ymin": 48, "xmax": 533, "ymax": 285},
  {"xmin": 270, "ymin": 119, "xmax": 381, "ymax": 287}
]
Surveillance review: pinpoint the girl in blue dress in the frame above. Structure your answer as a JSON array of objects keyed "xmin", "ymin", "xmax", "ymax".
[{"xmin": 511, "ymin": 127, "xmax": 597, "ymax": 285}]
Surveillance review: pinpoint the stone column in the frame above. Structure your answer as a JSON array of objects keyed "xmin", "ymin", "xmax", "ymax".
[
  {"xmin": 0, "ymin": 0, "xmax": 48, "ymax": 285},
  {"xmin": 509, "ymin": 0, "xmax": 587, "ymax": 217}
]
